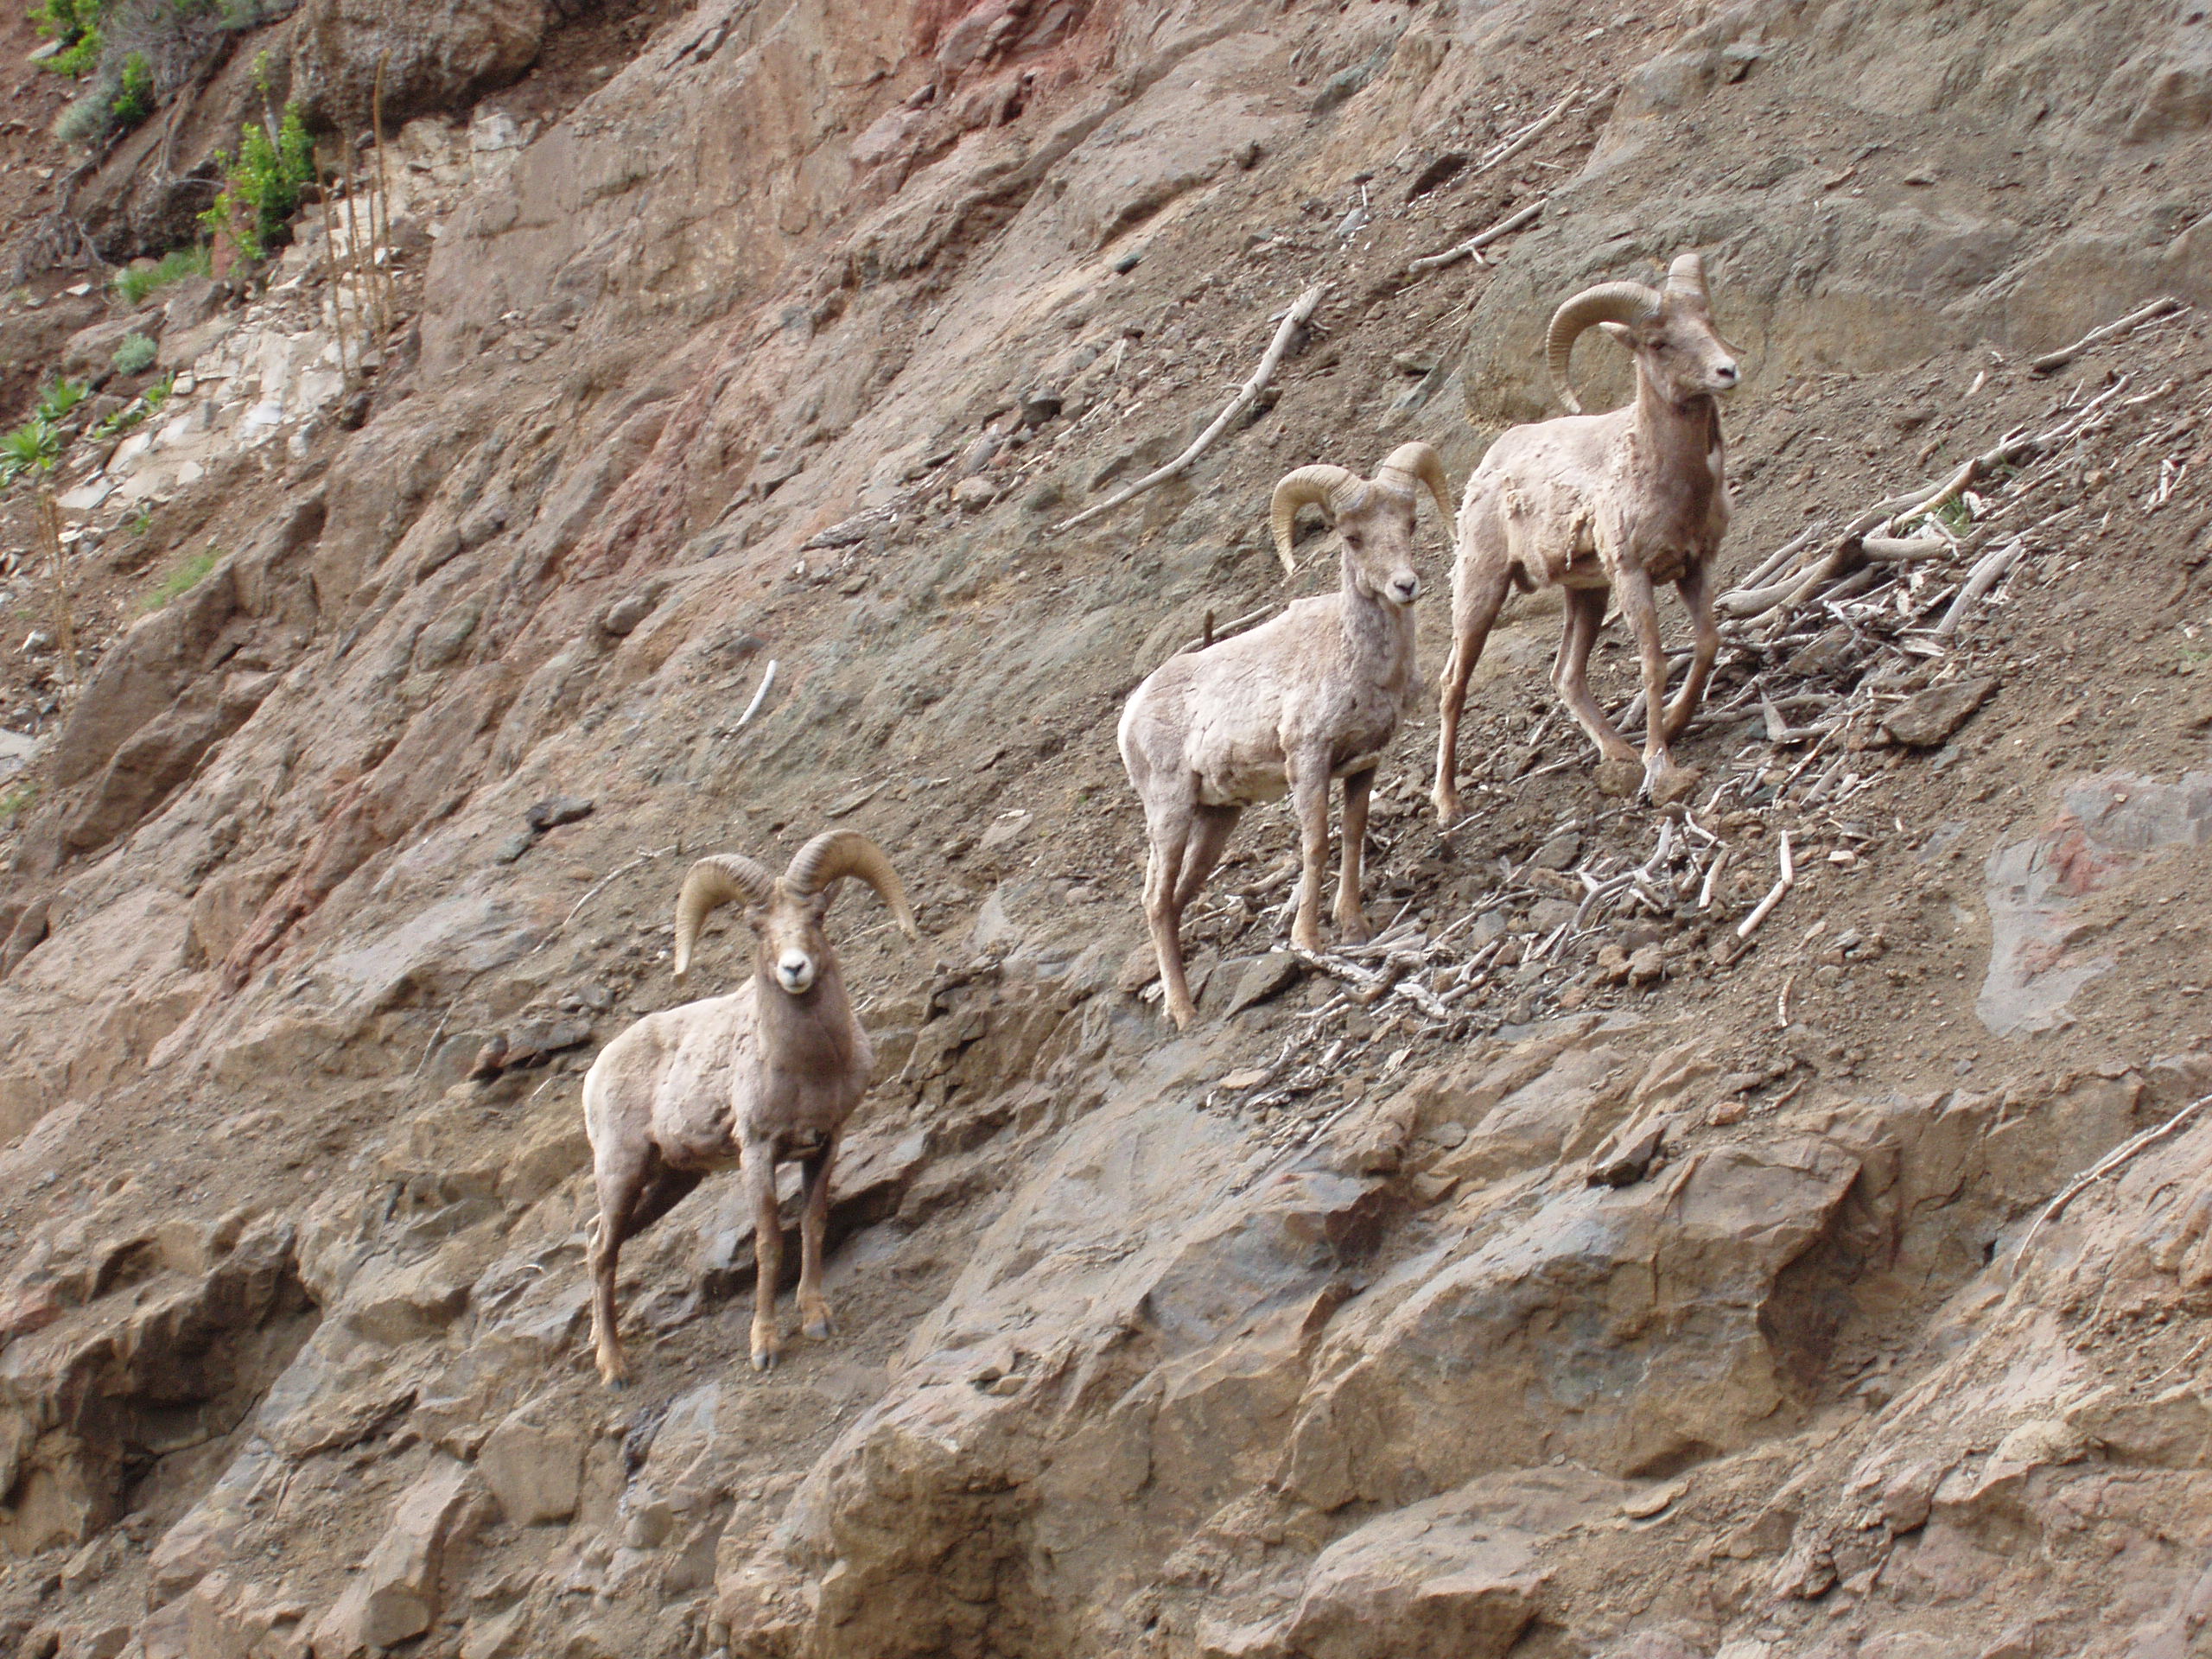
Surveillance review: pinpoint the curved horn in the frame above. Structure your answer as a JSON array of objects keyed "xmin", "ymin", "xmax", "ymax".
[
  {"xmin": 1544, "ymin": 279, "xmax": 1662, "ymax": 415},
  {"xmin": 1270, "ymin": 464, "xmax": 1360, "ymax": 576},
  {"xmin": 1376, "ymin": 442, "xmax": 1454, "ymax": 534},
  {"xmin": 674, "ymin": 854, "xmax": 776, "ymax": 977},
  {"xmin": 1664, "ymin": 251, "xmax": 1709, "ymax": 305},
  {"xmin": 784, "ymin": 831, "xmax": 918, "ymax": 940}
]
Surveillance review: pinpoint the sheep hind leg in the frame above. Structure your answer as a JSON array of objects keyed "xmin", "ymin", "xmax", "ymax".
[
  {"xmin": 1552, "ymin": 586, "xmax": 1643, "ymax": 795},
  {"xmin": 1333, "ymin": 767, "xmax": 1374, "ymax": 944},
  {"xmin": 588, "ymin": 1141, "xmax": 679, "ymax": 1389},
  {"xmin": 1433, "ymin": 562, "xmax": 1513, "ymax": 825},
  {"xmin": 744, "ymin": 1145, "xmax": 785, "ymax": 1372},
  {"xmin": 1143, "ymin": 797, "xmax": 1202, "ymax": 1030},
  {"xmin": 796, "ymin": 1141, "xmax": 837, "ymax": 1341},
  {"xmin": 1173, "ymin": 804, "xmax": 1241, "ymax": 909}
]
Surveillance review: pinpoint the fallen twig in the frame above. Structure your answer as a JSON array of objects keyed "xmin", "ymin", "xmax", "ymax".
[
  {"xmin": 1469, "ymin": 88, "xmax": 1580, "ymax": 180},
  {"xmin": 1407, "ymin": 198, "xmax": 1547, "ymax": 276},
  {"xmin": 563, "ymin": 843, "xmax": 680, "ymax": 930},
  {"xmin": 736, "ymin": 658, "xmax": 779, "ymax": 728},
  {"xmin": 2029, "ymin": 296, "xmax": 2184, "ymax": 374},
  {"xmin": 1929, "ymin": 536, "xmax": 2024, "ymax": 638},
  {"xmin": 1735, "ymin": 831, "xmax": 1795, "ymax": 940},
  {"xmin": 1053, "ymin": 284, "xmax": 1326, "ymax": 534},
  {"xmin": 2014, "ymin": 1093, "xmax": 2212, "ymax": 1265}
]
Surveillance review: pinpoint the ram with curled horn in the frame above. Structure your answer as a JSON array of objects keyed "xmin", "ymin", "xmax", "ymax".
[
  {"xmin": 1433, "ymin": 251, "xmax": 1742, "ymax": 819},
  {"xmin": 1119, "ymin": 442, "xmax": 1453, "ymax": 1029},
  {"xmin": 581, "ymin": 830, "xmax": 918, "ymax": 1382}
]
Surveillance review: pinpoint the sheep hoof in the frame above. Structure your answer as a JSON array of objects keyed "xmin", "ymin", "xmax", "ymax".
[
  {"xmin": 1593, "ymin": 759, "xmax": 1643, "ymax": 798},
  {"xmin": 751, "ymin": 1348, "xmax": 779, "ymax": 1372},
  {"xmin": 804, "ymin": 1314, "xmax": 834, "ymax": 1340}
]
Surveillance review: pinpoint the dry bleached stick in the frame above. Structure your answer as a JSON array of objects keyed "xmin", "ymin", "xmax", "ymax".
[
  {"xmin": 2029, "ymin": 296, "xmax": 2184, "ymax": 374},
  {"xmin": 1052, "ymin": 284, "xmax": 1327, "ymax": 534},
  {"xmin": 736, "ymin": 658, "xmax": 779, "ymax": 728},
  {"xmin": 1735, "ymin": 831, "xmax": 1795, "ymax": 940},
  {"xmin": 2014, "ymin": 1093, "xmax": 2212, "ymax": 1266},
  {"xmin": 1929, "ymin": 536, "xmax": 2024, "ymax": 638},
  {"xmin": 1407, "ymin": 198, "xmax": 1547, "ymax": 276}
]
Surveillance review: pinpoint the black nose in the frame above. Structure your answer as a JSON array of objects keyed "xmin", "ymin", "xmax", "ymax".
[
  {"xmin": 1392, "ymin": 574, "xmax": 1420, "ymax": 601},
  {"xmin": 1714, "ymin": 362, "xmax": 1739, "ymax": 384}
]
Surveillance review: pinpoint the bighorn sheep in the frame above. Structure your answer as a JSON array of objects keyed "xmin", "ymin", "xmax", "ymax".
[
  {"xmin": 1433, "ymin": 252, "xmax": 1739, "ymax": 819},
  {"xmin": 582, "ymin": 832, "xmax": 917, "ymax": 1383},
  {"xmin": 1120, "ymin": 443, "xmax": 1453, "ymax": 1028}
]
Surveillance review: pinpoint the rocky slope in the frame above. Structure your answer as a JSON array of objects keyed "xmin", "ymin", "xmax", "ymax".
[{"xmin": 2, "ymin": 0, "xmax": 2211, "ymax": 1656}]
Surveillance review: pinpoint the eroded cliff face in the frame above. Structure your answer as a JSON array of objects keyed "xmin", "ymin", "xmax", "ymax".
[{"xmin": 2, "ymin": 1, "xmax": 2212, "ymax": 1655}]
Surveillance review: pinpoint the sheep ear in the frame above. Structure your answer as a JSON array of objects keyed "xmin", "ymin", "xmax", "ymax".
[{"xmin": 1597, "ymin": 321, "xmax": 1635, "ymax": 343}]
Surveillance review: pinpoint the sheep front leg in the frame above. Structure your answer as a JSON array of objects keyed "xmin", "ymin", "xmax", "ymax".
[
  {"xmin": 1662, "ymin": 563, "xmax": 1721, "ymax": 742},
  {"xmin": 744, "ymin": 1142, "xmax": 785, "ymax": 1372},
  {"xmin": 796, "ymin": 1140, "xmax": 837, "ymax": 1343},
  {"xmin": 1333, "ymin": 766, "xmax": 1375, "ymax": 944},
  {"xmin": 1615, "ymin": 564, "xmax": 1700, "ymax": 804},
  {"xmin": 1287, "ymin": 752, "xmax": 1332, "ymax": 955}
]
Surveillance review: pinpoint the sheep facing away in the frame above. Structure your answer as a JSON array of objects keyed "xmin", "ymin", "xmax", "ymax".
[
  {"xmin": 1120, "ymin": 442, "xmax": 1453, "ymax": 1029},
  {"xmin": 582, "ymin": 832, "xmax": 916, "ymax": 1383},
  {"xmin": 1433, "ymin": 252, "xmax": 1740, "ymax": 819}
]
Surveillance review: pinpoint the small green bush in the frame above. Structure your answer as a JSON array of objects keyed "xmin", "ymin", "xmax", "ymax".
[
  {"xmin": 111, "ymin": 48, "xmax": 152, "ymax": 124},
  {"xmin": 200, "ymin": 101, "xmax": 313, "ymax": 262},
  {"xmin": 0, "ymin": 782, "xmax": 37, "ymax": 824},
  {"xmin": 0, "ymin": 419, "xmax": 61, "ymax": 488},
  {"xmin": 30, "ymin": 0, "xmax": 101, "ymax": 74},
  {"xmin": 114, "ymin": 245, "xmax": 212, "ymax": 306},
  {"xmin": 111, "ymin": 333, "xmax": 157, "ymax": 375},
  {"xmin": 36, "ymin": 378, "xmax": 89, "ymax": 422},
  {"xmin": 54, "ymin": 86, "xmax": 115, "ymax": 146},
  {"xmin": 143, "ymin": 546, "xmax": 221, "ymax": 610}
]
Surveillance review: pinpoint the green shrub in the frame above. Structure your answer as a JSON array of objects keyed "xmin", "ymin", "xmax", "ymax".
[
  {"xmin": 200, "ymin": 101, "xmax": 313, "ymax": 262},
  {"xmin": 54, "ymin": 86, "xmax": 115, "ymax": 146},
  {"xmin": 30, "ymin": 0, "xmax": 101, "ymax": 74},
  {"xmin": 111, "ymin": 48, "xmax": 151, "ymax": 124},
  {"xmin": 35, "ymin": 378, "xmax": 89, "ymax": 422},
  {"xmin": 0, "ymin": 419, "xmax": 61, "ymax": 488},
  {"xmin": 114, "ymin": 245, "xmax": 212, "ymax": 306},
  {"xmin": 111, "ymin": 332, "xmax": 157, "ymax": 375},
  {"xmin": 143, "ymin": 546, "xmax": 221, "ymax": 609},
  {"xmin": 0, "ymin": 782, "xmax": 36, "ymax": 824}
]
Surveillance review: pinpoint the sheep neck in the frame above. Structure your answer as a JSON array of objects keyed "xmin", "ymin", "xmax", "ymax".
[
  {"xmin": 1336, "ymin": 546, "xmax": 1416, "ymax": 678},
  {"xmin": 748, "ymin": 959, "xmax": 862, "ymax": 1109},
  {"xmin": 1629, "ymin": 369, "xmax": 1726, "ymax": 510},
  {"xmin": 1628, "ymin": 366, "xmax": 1725, "ymax": 562}
]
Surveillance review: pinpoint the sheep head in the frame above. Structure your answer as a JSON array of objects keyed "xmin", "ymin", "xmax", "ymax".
[
  {"xmin": 674, "ymin": 833, "xmax": 917, "ymax": 996},
  {"xmin": 1270, "ymin": 442, "xmax": 1452, "ymax": 608},
  {"xmin": 1546, "ymin": 252, "xmax": 1740, "ymax": 415}
]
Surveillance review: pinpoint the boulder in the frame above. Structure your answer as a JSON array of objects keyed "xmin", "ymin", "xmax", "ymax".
[
  {"xmin": 1882, "ymin": 677, "xmax": 1997, "ymax": 748},
  {"xmin": 478, "ymin": 1403, "xmax": 584, "ymax": 1525},
  {"xmin": 1286, "ymin": 1468, "xmax": 1627, "ymax": 1659},
  {"xmin": 289, "ymin": 0, "xmax": 548, "ymax": 130},
  {"xmin": 311, "ymin": 1459, "xmax": 482, "ymax": 1653}
]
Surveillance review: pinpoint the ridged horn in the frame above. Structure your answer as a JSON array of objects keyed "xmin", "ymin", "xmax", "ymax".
[
  {"xmin": 1376, "ymin": 442, "xmax": 1454, "ymax": 533},
  {"xmin": 784, "ymin": 831, "xmax": 918, "ymax": 940},
  {"xmin": 674, "ymin": 854, "xmax": 777, "ymax": 977},
  {"xmin": 1270, "ymin": 464, "xmax": 1360, "ymax": 576},
  {"xmin": 1664, "ymin": 251, "xmax": 1709, "ymax": 306},
  {"xmin": 1544, "ymin": 279, "xmax": 1662, "ymax": 415}
]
